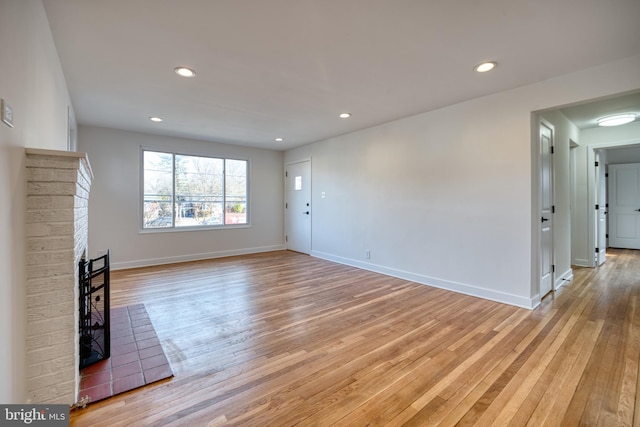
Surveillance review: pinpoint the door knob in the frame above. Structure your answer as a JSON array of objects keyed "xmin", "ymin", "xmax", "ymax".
[
  {"xmin": 636, "ymin": 209, "xmax": 640, "ymax": 212},
  {"xmin": 303, "ymin": 211, "xmax": 310, "ymax": 215}
]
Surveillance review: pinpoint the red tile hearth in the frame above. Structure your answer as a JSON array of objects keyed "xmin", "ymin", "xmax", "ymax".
[{"xmin": 78, "ymin": 304, "xmax": 173, "ymax": 404}]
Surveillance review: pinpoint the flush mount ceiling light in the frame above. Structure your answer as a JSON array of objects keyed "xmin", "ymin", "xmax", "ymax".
[
  {"xmin": 597, "ymin": 113, "xmax": 637, "ymax": 127},
  {"xmin": 474, "ymin": 61, "xmax": 496, "ymax": 73},
  {"xmin": 174, "ymin": 67, "xmax": 196, "ymax": 78},
  {"xmin": 275, "ymin": 137, "xmax": 284, "ymax": 142},
  {"xmin": 339, "ymin": 112, "xmax": 352, "ymax": 119},
  {"xmin": 149, "ymin": 116, "xmax": 163, "ymax": 122}
]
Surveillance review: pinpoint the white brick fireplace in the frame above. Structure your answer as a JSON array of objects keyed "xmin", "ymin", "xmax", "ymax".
[{"xmin": 25, "ymin": 148, "xmax": 93, "ymax": 404}]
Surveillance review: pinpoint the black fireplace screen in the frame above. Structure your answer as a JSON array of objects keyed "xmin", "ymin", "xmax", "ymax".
[{"xmin": 79, "ymin": 251, "xmax": 110, "ymax": 369}]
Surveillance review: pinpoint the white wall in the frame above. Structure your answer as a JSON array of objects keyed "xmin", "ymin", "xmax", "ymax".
[
  {"xmin": 0, "ymin": 0, "xmax": 74, "ymax": 403},
  {"xmin": 582, "ymin": 121, "xmax": 640, "ymax": 147},
  {"xmin": 285, "ymin": 55, "xmax": 640, "ymax": 308},
  {"xmin": 606, "ymin": 144, "xmax": 640, "ymax": 164},
  {"xmin": 605, "ymin": 133, "xmax": 640, "ymax": 165},
  {"xmin": 78, "ymin": 126, "xmax": 285, "ymax": 269}
]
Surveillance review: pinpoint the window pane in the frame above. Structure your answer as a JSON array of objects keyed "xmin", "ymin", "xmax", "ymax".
[
  {"xmin": 175, "ymin": 154, "xmax": 224, "ymax": 227},
  {"xmin": 143, "ymin": 151, "xmax": 173, "ymax": 228},
  {"xmin": 225, "ymin": 159, "xmax": 247, "ymax": 224}
]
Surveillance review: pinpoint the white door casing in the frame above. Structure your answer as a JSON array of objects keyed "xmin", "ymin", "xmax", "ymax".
[
  {"xmin": 539, "ymin": 120, "xmax": 554, "ymax": 298},
  {"xmin": 285, "ymin": 160, "xmax": 311, "ymax": 254},
  {"xmin": 596, "ymin": 153, "xmax": 607, "ymax": 265},
  {"xmin": 608, "ymin": 163, "xmax": 640, "ymax": 250}
]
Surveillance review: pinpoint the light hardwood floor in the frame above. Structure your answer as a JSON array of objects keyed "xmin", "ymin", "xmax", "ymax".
[{"xmin": 71, "ymin": 249, "xmax": 640, "ymax": 426}]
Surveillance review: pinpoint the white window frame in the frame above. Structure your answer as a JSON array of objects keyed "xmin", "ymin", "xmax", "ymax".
[{"xmin": 139, "ymin": 147, "xmax": 250, "ymax": 232}]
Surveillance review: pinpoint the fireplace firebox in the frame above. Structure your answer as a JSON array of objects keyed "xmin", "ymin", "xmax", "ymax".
[{"xmin": 79, "ymin": 251, "xmax": 111, "ymax": 369}]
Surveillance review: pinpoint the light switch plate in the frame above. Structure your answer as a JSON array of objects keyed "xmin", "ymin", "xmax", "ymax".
[{"xmin": 2, "ymin": 98, "xmax": 14, "ymax": 128}]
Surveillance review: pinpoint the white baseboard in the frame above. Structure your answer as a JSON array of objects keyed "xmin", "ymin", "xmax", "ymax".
[
  {"xmin": 573, "ymin": 259, "xmax": 590, "ymax": 267},
  {"xmin": 555, "ymin": 268, "xmax": 573, "ymax": 290},
  {"xmin": 111, "ymin": 245, "xmax": 286, "ymax": 270},
  {"xmin": 311, "ymin": 250, "xmax": 536, "ymax": 309},
  {"xmin": 114, "ymin": 247, "xmax": 538, "ymax": 309}
]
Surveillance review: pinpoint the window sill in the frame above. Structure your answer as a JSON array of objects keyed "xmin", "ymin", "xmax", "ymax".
[{"xmin": 139, "ymin": 223, "xmax": 251, "ymax": 234}]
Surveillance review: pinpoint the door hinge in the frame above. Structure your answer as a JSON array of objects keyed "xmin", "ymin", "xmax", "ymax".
[
  {"xmin": 595, "ymin": 204, "xmax": 599, "ymax": 210},
  {"xmin": 606, "ymin": 233, "xmax": 609, "ymax": 238},
  {"xmin": 605, "ymin": 173, "xmax": 609, "ymax": 178},
  {"xmin": 551, "ymin": 146, "xmax": 555, "ymax": 154},
  {"xmin": 595, "ymin": 161, "xmax": 599, "ymax": 167},
  {"xmin": 552, "ymin": 205, "xmax": 555, "ymax": 214},
  {"xmin": 595, "ymin": 247, "xmax": 600, "ymax": 253},
  {"xmin": 285, "ymin": 202, "xmax": 288, "ymax": 209},
  {"xmin": 552, "ymin": 264, "xmax": 555, "ymax": 273},
  {"xmin": 285, "ymin": 171, "xmax": 288, "ymax": 177},
  {"xmin": 285, "ymin": 235, "xmax": 288, "ymax": 242}
]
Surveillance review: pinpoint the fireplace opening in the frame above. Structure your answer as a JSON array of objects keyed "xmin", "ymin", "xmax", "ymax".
[{"xmin": 79, "ymin": 251, "xmax": 111, "ymax": 369}]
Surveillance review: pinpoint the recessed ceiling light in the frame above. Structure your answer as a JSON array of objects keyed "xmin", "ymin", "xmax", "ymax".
[
  {"xmin": 597, "ymin": 113, "xmax": 636, "ymax": 127},
  {"xmin": 174, "ymin": 67, "xmax": 196, "ymax": 78},
  {"xmin": 275, "ymin": 137, "xmax": 284, "ymax": 142},
  {"xmin": 149, "ymin": 116, "xmax": 163, "ymax": 122},
  {"xmin": 339, "ymin": 113, "xmax": 352, "ymax": 119},
  {"xmin": 474, "ymin": 62, "xmax": 496, "ymax": 73}
]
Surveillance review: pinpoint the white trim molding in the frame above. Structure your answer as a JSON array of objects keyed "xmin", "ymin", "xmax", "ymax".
[
  {"xmin": 555, "ymin": 268, "xmax": 574, "ymax": 291},
  {"xmin": 312, "ymin": 250, "xmax": 537, "ymax": 309},
  {"xmin": 112, "ymin": 245, "xmax": 286, "ymax": 270}
]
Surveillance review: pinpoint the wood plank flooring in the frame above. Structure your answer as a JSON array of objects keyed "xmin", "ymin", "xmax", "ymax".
[{"xmin": 70, "ymin": 249, "xmax": 640, "ymax": 426}]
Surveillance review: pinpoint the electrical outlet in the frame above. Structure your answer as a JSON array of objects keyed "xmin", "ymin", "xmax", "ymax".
[{"xmin": 365, "ymin": 250, "xmax": 371, "ymax": 259}]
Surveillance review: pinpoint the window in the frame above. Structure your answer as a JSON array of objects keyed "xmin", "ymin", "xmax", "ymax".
[{"xmin": 142, "ymin": 150, "xmax": 248, "ymax": 229}]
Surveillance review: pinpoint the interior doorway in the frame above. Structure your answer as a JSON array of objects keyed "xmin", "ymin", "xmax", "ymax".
[{"xmin": 535, "ymin": 91, "xmax": 640, "ymax": 305}]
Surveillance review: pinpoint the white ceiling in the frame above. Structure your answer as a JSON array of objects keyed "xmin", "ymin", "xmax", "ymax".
[
  {"xmin": 558, "ymin": 91, "xmax": 640, "ymax": 130},
  {"xmin": 42, "ymin": 0, "xmax": 640, "ymax": 151}
]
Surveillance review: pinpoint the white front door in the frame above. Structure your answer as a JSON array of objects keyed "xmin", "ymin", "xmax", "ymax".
[
  {"xmin": 285, "ymin": 160, "xmax": 311, "ymax": 254},
  {"xmin": 608, "ymin": 163, "xmax": 640, "ymax": 249},
  {"xmin": 539, "ymin": 120, "xmax": 554, "ymax": 298}
]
